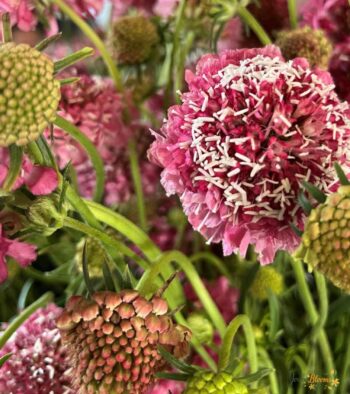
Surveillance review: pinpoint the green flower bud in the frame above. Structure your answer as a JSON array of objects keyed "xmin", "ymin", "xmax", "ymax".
[
  {"xmin": 0, "ymin": 43, "xmax": 61, "ymax": 146},
  {"xmin": 187, "ymin": 313, "xmax": 214, "ymax": 345},
  {"xmin": 26, "ymin": 194, "xmax": 68, "ymax": 236},
  {"xmin": 250, "ymin": 267, "xmax": 284, "ymax": 301},
  {"xmin": 184, "ymin": 371, "xmax": 248, "ymax": 394},
  {"xmin": 295, "ymin": 185, "xmax": 350, "ymax": 292},
  {"xmin": 276, "ymin": 27, "xmax": 332, "ymax": 69},
  {"xmin": 108, "ymin": 16, "xmax": 159, "ymax": 65}
]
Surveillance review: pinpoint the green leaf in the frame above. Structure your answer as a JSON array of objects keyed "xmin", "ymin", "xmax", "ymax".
[
  {"xmin": 35, "ymin": 33, "xmax": 62, "ymax": 51},
  {"xmin": 289, "ymin": 222, "xmax": 303, "ymax": 237},
  {"xmin": 268, "ymin": 291, "xmax": 280, "ymax": 341},
  {"xmin": 302, "ymin": 181, "xmax": 326, "ymax": 203},
  {"xmin": 236, "ymin": 368, "xmax": 274, "ymax": 384},
  {"xmin": 82, "ymin": 241, "xmax": 94, "ymax": 295},
  {"xmin": 59, "ymin": 77, "xmax": 80, "ymax": 86},
  {"xmin": 334, "ymin": 162, "xmax": 350, "ymax": 185},
  {"xmin": 102, "ymin": 260, "xmax": 115, "ymax": 292},
  {"xmin": 54, "ymin": 47, "xmax": 94, "ymax": 73},
  {"xmin": 0, "ymin": 353, "xmax": 12, "ymax": 368},
  {"xmin": 158, "ymin": 346, "xmax": 199, "ymax": 374},
  {"xmin": 297, "ymin": 192, "xmax": 312, "ymax": 215}
]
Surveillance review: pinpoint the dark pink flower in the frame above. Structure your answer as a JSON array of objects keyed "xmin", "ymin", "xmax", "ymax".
[
  {"xmin": 329, "ymin": 39, "xmax": 350, "ymax": 102},
  {"xmin": 49, "ymin": 72, "xmax": 159, "ymax": 205},
  {"xmin": 149, "ymin": 46, "xmax": 350, "ymax": 263},
  {"xmin": 185, "ymin": 276, "xmax": 239, "ymax": 323},
  {"xmin": 301, "ymin": 0, "xmax": 350, "ymax": 42},
  {"xmin": 147, "ymin": 379, "xmax": 184, "ymax": 394},
  {"xmin": 0, "ymin": 148, "xmax": 58, "ymax": 196},
  {"xmin": 0, "ymin": 224, "xmax": 36, "ymax": 283},
  {"xmin": 0, "ymin": 304, "xmax": 72, "ymax": 393},
  {"xmin": 0, "ymin": 0, "xmax": 37, "ymax": 31}
]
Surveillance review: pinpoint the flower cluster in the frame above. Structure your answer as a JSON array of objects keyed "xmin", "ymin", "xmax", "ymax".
[
  {"xmin": 149, "ymin": 46, "xmax": 350, "ymax": 263},
  {"xmin": 0, "ymin": 304, "xmax": 72, "ymax": 393}
]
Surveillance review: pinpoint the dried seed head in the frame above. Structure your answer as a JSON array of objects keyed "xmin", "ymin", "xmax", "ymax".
[{"xmin": 57, "ymin": 290, "xmax": 191, "ymax": 394}]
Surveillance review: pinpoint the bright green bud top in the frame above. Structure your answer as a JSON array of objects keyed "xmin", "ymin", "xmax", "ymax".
[
  {"xmin": 295, "ymin": 186, "xmax": 350, "ymax": 292},
  {"xmin": 187, "ymin": 313, "xmax": 214, "ymax": 345},
  {"xmin": 184, "ymin": 371, "xmax": 248, "ymax": 394},
  {"xmin": 109, "ymin": 15, "xmax": 159, "ymax": 65},
  {"xmin": 250, "ymin": 266, "xmax": 284, "ymax": 301},
  {"xmin": 276, "ymin": 27, "xmax": 332, "ymax": 69},
  {"xmin": 0, "ymin": 43, "xmax": 61, "ymax": 146}
]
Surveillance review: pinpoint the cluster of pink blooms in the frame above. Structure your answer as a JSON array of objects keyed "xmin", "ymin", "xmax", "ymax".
[
  {"xmin": 50, "ymin": 72, "xmax": 159, "ymax": 206},
  {"xmin": 0, "ymin": 304, "xmax": 72, "ymax": 393},
  {"xmin": 149, "ymin": 46, "xmax": 350, "ymax": 264},
  {"xmin": 302, "ymin": 0, "xmax": 350, "ymax": 101},
  {"xmin": 0, "ymin": 0, "xmax": 104, "ymax": 34}
]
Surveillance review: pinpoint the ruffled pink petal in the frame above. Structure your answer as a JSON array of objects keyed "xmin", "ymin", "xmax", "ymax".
[
  {"xmin": 6, "ymin": 240, "xmax": 37, "ymax": 268},
  {"xmin": 25, "ymin": 166, "xmax": 58, "ymax": 195}
]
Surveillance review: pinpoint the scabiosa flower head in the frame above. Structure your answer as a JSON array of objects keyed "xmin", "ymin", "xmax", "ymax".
[
  {"xmin": 49, "ymin": 72, "xmax": 159, "ymax": 205},
  {"xmin": 183, "ymin": 371, "xmax": 248, "ymax": 394},
  {"xmin": 108, "ymin": 15, "xmax": 159, "ymax": 65},
  {"xmin": 149, "ymin": 46, "xmax": 350, "ymax": 264},
  {"xmin": 301, "ymin": 0, "xmax": 350, "ymax": 42},
  {"xmin": 0, "ymin": 222, "xmax": 36, "ymax": 282},
  {"xmin": 276, "ymin": 27, "xmax": 332, "ymax": 69},
  {"xmin": 57, "ymin": 290, "xmax": 191, "ymax": 394},
  {"xmin": 296, "ymin": 185, "xmax": 350, "ymax": 292},
  {"xmin": 0, "ymin": 43, "xmax": 60, "ymax": 146},
  {"xmin": 185, "ymin": 276, "xmax": 239, "ymax": 323},
  {"xmin": 250, "ymin": 266, "xmax": 284, "ymax": 301},
  {"xmin": 0, "ymin": 304, "xmax": 72, "ymax": 393},
  {"xmin": 329, "ymin": 39, "xmax": 350, "ymax": 103}
]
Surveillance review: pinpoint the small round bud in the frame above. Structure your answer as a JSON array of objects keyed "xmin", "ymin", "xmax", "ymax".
[
  {"xmin": 187, "ymin": 313, "xmax": 214, "ymax": 345},
  {"xmin": 108, "ymin": 16, "xmax": 159, "ymax": 65},
  {"xmin": 276, "ymin": 27, "xmax": 332, "ymax": 69},
  {"xmin": 0, "ymin": 43, "xmax": 61, "ymax": 146},
  {"xmin": 250, "ymin": 267, "xmax": 284, "ymax": 301}
]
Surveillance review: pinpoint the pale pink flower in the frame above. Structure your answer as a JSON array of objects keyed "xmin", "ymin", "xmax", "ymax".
[
  {"xmin": 0, "ymin": 148, "xmax": 58, "ymax": 196},
  {"xmin": 112, "ymin": 0, "xmax": 177, "ymax": 17},
  {"xmin": 0, "ymin": 0, "xmax": 37, "ymax": 31},
  {"xmin": 49, "ymin": 72, "xmax": 159, "ymax": 205},
  {"xmin": 0, "ymin": 223, "xmax": 36, "ymax": 283},
  {"xmin": 149, "ymin": 46, "xmax": 350, "ymax": 264},
  {"xmin": 301, "ymin": 0, "xmax": 350, "ymax": 42},
  {"xmin": 0, "ymin": 304, "xmax": 72, "ymax": 393}
]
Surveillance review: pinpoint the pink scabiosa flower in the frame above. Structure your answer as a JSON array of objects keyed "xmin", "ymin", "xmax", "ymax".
[
  {"xmin": 147, "ymin": 379, "xmax": 185, "ymax": 394},
  {"xmin": 329, "ymin": 39, "xmax": 350, "ymax": 102},
  {"xmin": 149, "ymin": 46, "xmax": 350, "ymax": 264},
  {"xmin": 301, "ymin": 0, "xmax": 350, "ymax": 42},
  {"xmin": 0, "ymin": 0, "xmax": 37, "ymax": 32},
  {"xmin": 113, "ymin": 0, "xmax": 177, "ymax": 17},
  {"xmin": 0, "ymin": 304, "xmax": 72, "ymax": 393},
  {"xmin": 49, "ymin": 72, "xmax": 159, "ymax": 205},
  {"xmin": 0, "ymin": 148, "xmax": 58, "ymax": 196}
]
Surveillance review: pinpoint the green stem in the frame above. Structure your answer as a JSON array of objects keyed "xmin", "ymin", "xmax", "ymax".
[
  {"xmin": 137, "ymin": 250, "xmax": 226, "ymax": 339},
  {"xmin": 2, "ymin": 145, "xmax": 23, "ymax": 191},
  {"xmin": 0, "ymin": 292, "xmax": 53, "ymax": 349},
  {"xmin": 340, "ymin": 326, "xmax": 350, "ymax": 394},
  {"xmin": 54, "ymin": 115, "xmax": 105, "ymax": 202},
  {"xmin": 27, "ymin": 141, "xmax": 44, "ymax": 165},
  {"xmin": 288, "ymin": 0, "xmax": 298, "ymax": 29},
  {"xmin": 258, "ymin": 347, "xmax": 279, "ymax": 394},
  {"xmin": 291, "ymin": 259, "xmax": 335, "ymax": 375},
  {"xmin": 64, "ymin": 217, "xmax": 149, "ymax": 270},
  {"xmin": 51, "ymin": 0, "xmax": 123, "ymax": 91},
  {"xmin": 1, "ymin": 13, "xmax": 12, "ymax": 43},
  {"xmin": 128, "ymin": 139, "xmax": 147, "ymax": 230},
  {"xmin": 190, "ymin": 252, "xmax": 234, "ymax": 283},
  {"xmin": 237, "ymin": 6, "xmax": 272, "ymax": 45},
  {"xmin": 311, "ymin": 272, "xmax": 328, "ymax": 340},
  {"xmin": 218, "ymin": 315, "xmax": 258, "ymax": 387}
]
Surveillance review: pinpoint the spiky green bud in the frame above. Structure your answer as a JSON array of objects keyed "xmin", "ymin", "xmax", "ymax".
[
  {"xmin": 295, "ymin": 186, "xmax": 350, "ymax": 292},
  {"xmin": 276, "ymin": 27, "xmax": 332, "ymax": 69},
  {"xmin": 250, "ymin": 267, "xmax": 284, "ymax": 301},
  {"xmin": 187, "ymin": 313, "xmax": 214, "ymax": 345},
  {"xmin": 184, "ymin": 371, "xmax": 248, "ymax": 394},
  {"xmin": 0, "ymin": 43, "xmax": 61, "ymax": 146},
  {"xmin": 108, "ymin": 16, "xmax": 159, "ymax": 65}
]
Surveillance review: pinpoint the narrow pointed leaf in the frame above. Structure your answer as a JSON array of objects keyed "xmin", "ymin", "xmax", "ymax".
[
  {"xmin": 35, "ymin": 33, "xmax": 62, "ymax": 51},
  {"xmin": 334, "ymin": 162, "xmax": 350, "ymax": 185},
  {"xmin": 82, "ymin": 241, "xmax": 94, "ymax": 296},
  {"xmin": 0, "ymin": 353, "xmax": 12, "ymax": 368},
  {"xmin": 54, "ymin": 47, "xmax": 94, "ymax": 73},
  {"xmin": 236, "ymin": 368, "xmax": 274, "ymax": 384},
  {"xmin": 102, "ymin": 260, "xmax": 116, "ymax": 292},
  {"xmin": 289, "ymin": 222, "xmax": 303, "ymax": 237},
  {"xmin": 298, "ymin": 192, "xmax": 312, "ymax": 214},
  {"xmin": 158, "ymin": 346, "xmax": 199, "ymax": 374},
  {"xmin": 156, "ymin": 372, "xmax": 191, "ymax": 381},
  {"xmin": 302, "ymin": 181, "xmax": 326, "ymax": 203},
  {"xmin": 59, "ymin": 77, "xmax": 80, "ymax": 86}
]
